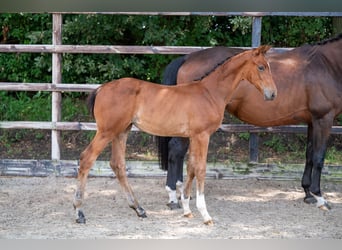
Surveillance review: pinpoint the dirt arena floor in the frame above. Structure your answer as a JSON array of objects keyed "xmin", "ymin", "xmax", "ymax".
[{"xmin": 0, "ymin": 176, "xmax": 342, "ymax": 239}]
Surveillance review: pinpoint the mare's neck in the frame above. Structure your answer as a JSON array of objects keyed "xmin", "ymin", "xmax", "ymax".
[{"xmin": 318, "ymin": 40, "xmax": 342, "ymax": 72}]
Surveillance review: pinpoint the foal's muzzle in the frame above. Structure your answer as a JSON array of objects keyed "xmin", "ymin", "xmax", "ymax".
[{"xmin": 264, "ymin": 88, "xmax": 277, "ymax": 101}]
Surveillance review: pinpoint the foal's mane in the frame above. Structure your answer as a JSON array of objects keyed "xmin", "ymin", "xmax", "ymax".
[{"xmin": 193, "ymin": 54, "xmax": 233, "ymax": 81}]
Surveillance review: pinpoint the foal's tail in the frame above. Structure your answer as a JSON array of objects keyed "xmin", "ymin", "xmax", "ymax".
[
  {"xmin": 156, "ymin": 56, "xmax": 186, "ymax": 171},
  {"xmin": 87, "ymin": 88, "xmax": 98, "ymax": 118}
]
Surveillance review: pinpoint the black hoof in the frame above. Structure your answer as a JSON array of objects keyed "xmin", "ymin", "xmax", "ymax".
[
  {"xmin": 76, "ymin": 210, "xmax": 86, "ymax": 224},
  {"xmin": 135, "ymin": 206, "xmax": 147, "ymax": 218},
  {"xmin": 304, "ymin": 196, "xmax": 317, "ymax": 205},
  {"xmin": 167, "ymin": 201, "xmax": 181, "ymax": 210}
]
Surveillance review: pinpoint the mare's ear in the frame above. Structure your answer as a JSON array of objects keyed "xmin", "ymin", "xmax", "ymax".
[{"xmin": 253, "ymin": 45, "xmax": 272, "ymax": 56}]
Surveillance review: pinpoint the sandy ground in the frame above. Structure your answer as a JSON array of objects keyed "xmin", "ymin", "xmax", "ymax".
[{"xmin": 0, "ymin": 176, "xmax": 342, "ymax": 239}]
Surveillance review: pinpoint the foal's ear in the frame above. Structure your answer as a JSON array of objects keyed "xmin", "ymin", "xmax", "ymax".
[{"xmin": 253, "ymin": 45, "xmax": 272, "ymax": 56}]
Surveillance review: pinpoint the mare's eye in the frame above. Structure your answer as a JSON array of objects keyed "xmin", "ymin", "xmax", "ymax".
[{"xmin": 258, "ymin": 65, "xmax": 265, "ymax": 72}]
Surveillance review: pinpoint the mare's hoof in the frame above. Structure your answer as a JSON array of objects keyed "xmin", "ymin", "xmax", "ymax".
[
  {"xmin": 318, "ymin": 202, "xmax": 331, "ymax": 211},
  {"xmin": 305, "ymin": 194, "xmax": 331, "ymax": 210},
  {"xmin": 76, "ymin": 210, "xmax": 86, "ymax": 224},
  {"xmin": 304, "ymin": 196, "xmax": 317, "ymax": 204},
  {"xmin": 204, "ymin": 220, "xmax": 214, "ymax": 226},
  {"xmin": 167, "ymin": 201, "xmax": 181, "ymax": 210}
]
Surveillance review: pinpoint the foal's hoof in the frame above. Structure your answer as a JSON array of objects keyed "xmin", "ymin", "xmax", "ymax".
[
  {"xmin": 167, "ymin": 201, "xmax": 181, "ymax": 210},
  {"xmin": 135, "ymin": 206, "xmax": 147, "ymax": 218},
  {"xmin": 204, "ymin": 219, "xmax": 214, "ymax": 226},
  {"xmin": 184, "ymin": 213, "xmax": 194, "ymax": 218},
  {"xmin": 76, "ymin": 210, "xmax": 86, "ymax": 224},
  {"xmin": 318, "ymin": 202, "xmax": 331, "ymax": 211}
]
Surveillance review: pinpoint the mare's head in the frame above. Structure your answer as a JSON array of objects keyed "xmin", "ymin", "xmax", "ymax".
[{"xmin": 243, "ymin": 45, "xmax": 277, "ymax": 101}]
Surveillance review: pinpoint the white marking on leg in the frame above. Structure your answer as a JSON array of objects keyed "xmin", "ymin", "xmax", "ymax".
[
  {"xmin": 165, "ymin": 186, "xmax": 178, "ymax": 204},
  {"xmin": 181, "ymin": 194, "xmax": 191, "ymax": 216},
  {"xmin": 196, "ymin": 191, "xmax": 212, "ymax": 223},
  {"xmin": 75, "ymin": 208, "xmax": 80, "ymax": 220},
  {"xmin": 311, "ymin": 192, "xmax": 328, "ymax": 208},
  {"xmin": 176, "ymin": 181, "xmax": 184, "ymax": 197}
]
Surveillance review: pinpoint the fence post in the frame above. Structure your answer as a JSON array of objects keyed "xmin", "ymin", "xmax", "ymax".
[
  {"xmin": 51, "ymin": 13, "xmax": 62, "ymax": 160},
  {"xmin": 251, "ymin": 16, "xmax": 262, "ymax": 48},
  {"xmin": 249, "ymin": 16, "xmax": 263, "ymax": 163}
]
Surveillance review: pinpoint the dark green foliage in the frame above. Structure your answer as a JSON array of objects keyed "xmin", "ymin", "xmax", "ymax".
[
  {"xmin": 0, "ymin": 13, "xmax": 52, "ymax": 83},
  {"xmin": 59, "ymin": 14, "xmax": 257, "ymax": 85},
  {"xmin": 0, "ymin": 91, "xmax": 51, "ymax": 121},
  {"xmin": 0, "ymin": 13, "xmax": 339, "ymax": 161},
  {"xmin": 1, "ymin": 14, "xmax": 333, "ymax": 87},
  {"xmin": 0, "ymin": 13, "xmax": 334, "ymax": 125},
  {"xmin": 261, "ymin": 16, "xmax": 332, "ymax": 46}
]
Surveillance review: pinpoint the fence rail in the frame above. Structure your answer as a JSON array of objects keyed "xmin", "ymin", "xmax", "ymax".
[
  {"xmin": 0, "ymin": 44, "xmax": 211, "ymax": 54},
  {"xmin": 0, "ymin": 12, "xmax": 341, "ymax": 164},
  {"xmin": 58, "ymin": 12, "xmax": 342, "ymax": 17},
  {"xmin": 1, "ymin": 121, "xmax": 342, "ymax": 134}
]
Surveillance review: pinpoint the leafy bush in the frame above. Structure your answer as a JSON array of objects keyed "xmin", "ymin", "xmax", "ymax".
[
  {"xmin": 0, "ymin": 13, "xmax": 336, "ymax": 159},
  {"xmin": 1, "ymin": 13, "xmax": 333, "ymax": 88},
  {"xmin": 261, "ymin": 16, "xmax": 332, "ymax": 46}
]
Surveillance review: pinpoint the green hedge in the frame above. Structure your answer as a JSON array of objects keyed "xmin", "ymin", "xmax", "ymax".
[{"xmin": 0, "ymin": 14, "xmax": 333, "ymax": 122}]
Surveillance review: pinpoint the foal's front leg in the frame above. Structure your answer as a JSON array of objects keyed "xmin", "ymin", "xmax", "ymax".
[
  {"xmin": 110, "ymin": 133, "xmax": 147, "ymax": 218},
  {"xmin": 181, "ymin": 133, "xmax": 213, "ymax": 225}
]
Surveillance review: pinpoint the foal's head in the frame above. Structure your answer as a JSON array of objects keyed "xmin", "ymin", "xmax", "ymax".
[{"xmin": 244, "ymin": 45, "xmax": 277, "ymax": 101}]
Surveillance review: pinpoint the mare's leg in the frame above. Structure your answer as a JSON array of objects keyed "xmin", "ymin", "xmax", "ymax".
[
  {"xmin": 110, "ymin": 131, "xmax": 146, "ymax": 218},
  {"xmin": 165, "ymin": 137, "xmax": 189, "ymax": 209},
  {"xmin": 301, "ymin": 124, "xmax": 316, "ymax": 204},
  {"xmin": 73, "ymin": 132, "xmax": 111, "ymax": 223},
  {"xmin": 181, "ymin": 133, "xmax": 212, "ymax": 225},
  {"xmin": 308, "ymin": 116, "xmax": 333, "ymax": 210}
]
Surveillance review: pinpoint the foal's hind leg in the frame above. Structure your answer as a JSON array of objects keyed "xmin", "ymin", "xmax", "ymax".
[
  {"xmin": 73, "ymin": 132, "xmax": 111, "ymax": 223},
  {"xmin": 110, "ymin": 132, "xmax": 147, "ymax": 218}
]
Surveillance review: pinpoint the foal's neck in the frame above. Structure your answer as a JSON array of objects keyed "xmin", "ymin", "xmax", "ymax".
[{"xmin": 200, "ymin": 51, "xmax": 250, "ymax": 105}]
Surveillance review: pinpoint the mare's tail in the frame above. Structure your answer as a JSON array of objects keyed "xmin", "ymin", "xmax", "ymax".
[{"xmin": 156, "ymin": 56, "xmax": 186, "ymax": 171}]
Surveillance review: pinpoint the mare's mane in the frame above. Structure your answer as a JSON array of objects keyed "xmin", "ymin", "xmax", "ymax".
[
  {"xmin": 302, "ymin": 33, "xmax": 342, "ymax": 65},
  {"xmin": 283, "ymin": 33, "xmax": 342, "ymax": 64},
  {"xmin": 315, "ymin": 33, "xmax": 342, "ymax": 46},
  {"xmin": 192, "ymin": 34, "xmax": 342, "ymax": 82}
]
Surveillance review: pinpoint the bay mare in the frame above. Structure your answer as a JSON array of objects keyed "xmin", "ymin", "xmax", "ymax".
[
  {"xmin": 157, "ymin": 34, "xmax": 342, "ymax": 211},
  {"xmin": 73, "ymin": 46, "xmax": 276, "ymax": 225}
]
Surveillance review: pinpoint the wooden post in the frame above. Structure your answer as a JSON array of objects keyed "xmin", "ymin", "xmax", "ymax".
[
  {"xmin": 333, "ymin": 17, "xmax": 342, "ymax": 35},
  {"xmin": 251, "ymin": 16, "xmax": 262, "ymax": 48},
  {"xmin": 51, "ymin": 13, "xmax": 62, "ymax": 160},
  {"xmin": 249, "ymin": 16, "xmax": 262, "ymax": 163}
]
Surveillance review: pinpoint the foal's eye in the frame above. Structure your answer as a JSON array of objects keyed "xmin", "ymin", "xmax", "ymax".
[{"xmin": 258, "ymin": 65, "xmax": 265, "ymax": 72}]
